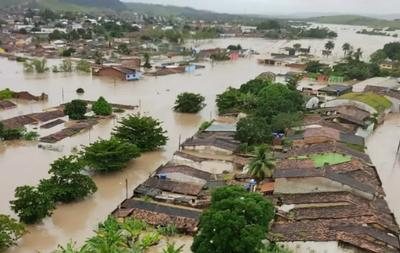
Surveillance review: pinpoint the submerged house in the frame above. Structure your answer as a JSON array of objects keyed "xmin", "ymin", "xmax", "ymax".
[
  {"xmin": 92, "ymin": 66, "xmax": 141, "ymax": 81},
  {"xmin": 181, "ymin": 122, "xmax": 239, "ymax": 155}
]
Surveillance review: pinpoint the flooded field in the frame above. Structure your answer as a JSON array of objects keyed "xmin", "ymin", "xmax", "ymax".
[{"xmin": 0, "ymin": 26, "xmax": 399, "ymax": 252}]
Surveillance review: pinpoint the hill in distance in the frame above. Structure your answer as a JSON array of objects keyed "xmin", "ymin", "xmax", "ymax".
[{"xmin": 306, "ymin": 15, "xmax": 400, "ymax": 29}]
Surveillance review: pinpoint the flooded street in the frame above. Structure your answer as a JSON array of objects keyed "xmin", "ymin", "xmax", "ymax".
[
  {"xmin": 366, "ymin": 114, "xmax": 400, "ymax": 223},
  {"xmin": 0, "ymin": 27, "xmax": 399, "ymax": 252}
]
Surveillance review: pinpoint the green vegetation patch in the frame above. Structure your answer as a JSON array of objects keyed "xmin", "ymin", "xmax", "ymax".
[
  {"xmin": 310, "ymin": 153, "xmax": 352, "ymax": 167},
  {"xmin": 340, "ymin": 92, "xmax": 392, "ymax": 112}
]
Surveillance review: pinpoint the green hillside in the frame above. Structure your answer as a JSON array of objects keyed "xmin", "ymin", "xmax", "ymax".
[{"xmin": 307, "ymin": 15, "xmax": 400, "ymax": 29}]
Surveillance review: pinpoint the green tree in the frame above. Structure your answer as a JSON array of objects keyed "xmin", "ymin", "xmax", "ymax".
[
  {"xmin": 382, "ymin": 42, "xmax": 400, "ymax": 61},
  {"xmin": 117, "ymin": 44, "xmax": 131, "ymax": 55},
  {"xmin": 113, "ymin": 115, "xmax": 168, "ymax": 152},
  {"xmin": 191, "ymin": 186, "xmax": 275, "ymax": 253},
  {"xmin": 293, "ymin": 43, "xmax": 302, "ymax": 52},
  {"xmin": 92, "ymin": 97, "xmax": 112, "ymax": 116},
  {"xmin": 342, "ymin": 43, "xmax": 351, "ymax": 56},
  {"xmin": 64, "ymin": 100, "xmax": 87, "ymax": 120},
  {"xmin": 216, "ymin": 87, "xmax": 243, "ymax": 114},
  {"xmin": 32, "ymin": 58, "xmax": 49, "ymax": 73},
  {"xmin": 239, "ymin": 79, "xmax": 270, "ymax": 95},
  {"xmin": 76, "ymin": 60, "xmax": 91, "ymax": 73},
  {"xmin": 173, "ymin": 92, "xmax": 205, "ymax": 113},
  {"xmin": 143, "ymin": 53, "xmax": 152, "ymax": 69},
  {"xmin": 10, "ymin": 185, "xmax": 55, "ymax": 224},
  {"xmin": 81, "ymin": 138, "xmax": 140, "ymax": 172},
  {"xmin": 305, "ymin": 60, "xmax": 325, "ymax": 73},
  {"xmin": 93, "ymin": 50, "xmax": 104, "ymax": 65},
  {"xmin": 370, "ymin": 49, "xmax": 387, "ymax": 64},
  {"xmin": 254, "ymin": 84, "xmax": 304, "ymax": 120},
  {"xmin": 248, "ymin": 145, "xmax": 275, "ymax": 181},
  {"xmin": 235, "ymin": 117, "xmax": 272, "ymax": 145},
  {"xmin": 39, "ymin": 156, "xmax": 97, "ymax": 203},
  {"xmin": 353, "ymin": 48, "xmax": 363, "ymax": 61},
  {"xmin": 59, "ymin": 59, "xmax": 73, "ymax": 72},
  {"xmin": 0, "ymin": 215, "xmax": 26, "ymax": 251},
  {"xmin": 325, "ymin": 40, "xmax": 335, "ymax": 51},
  {"xmin": 271, "ymin": 112, "xmax": 303, "ymax": 133}
]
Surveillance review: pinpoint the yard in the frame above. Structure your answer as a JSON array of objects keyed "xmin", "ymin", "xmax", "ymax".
[
  {"xmin": 309, "ymin": 152, "xmax": 352, "ymax": 167},
  {"xmin": 340, "ymin": 92, "xmax": 392, "ymax": 113}
]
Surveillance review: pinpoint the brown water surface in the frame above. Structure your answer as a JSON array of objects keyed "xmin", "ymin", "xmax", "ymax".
[{"xmin": 0, "ymin": 30, "xmax": 399, "ymax": 252}]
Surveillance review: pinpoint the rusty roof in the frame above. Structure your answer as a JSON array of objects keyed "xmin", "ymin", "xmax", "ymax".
[{"xmin": 142, "ymin": 177, "xmax": 204, "ymax": 196}]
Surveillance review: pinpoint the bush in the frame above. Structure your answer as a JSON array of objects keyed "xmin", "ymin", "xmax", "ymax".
[
  {"xmin": 64, "ymin": 100, "xmax": 87, "ymax": 120},
  {"xmin": 92, "ymin": 96, "xmax": 112, "ymax": 116},
  {"xmin": 113, "ymin": 115, "xmax": 168, "ymax": 152},
  {"xmin": 173, "ymin": 92, "xmax": 205, "ymax": 113},
  {"xmin": 81, "ymin": 138, "xmax": 141, "ymax": 172},
  {"xmin": 10, "ymin": 185, "xmax": 55, "ymax": 224},
  {"xmin": 0, "ymin": 89, "xmax": 14, "ymax": 100},
  {"xmin": 76, "ymin": 88, "xmax": 85, "ymax": 94},
  {"xmin": 0, "ymin": 215, "xmax": 26, "ymax": 251},
  {"xmin": 1, "ymin": 128, "xmax": 23, "ymax": 140},
  {"xmin": 76, "ymin": 60, "xmax": 91, "ymax": 73}
]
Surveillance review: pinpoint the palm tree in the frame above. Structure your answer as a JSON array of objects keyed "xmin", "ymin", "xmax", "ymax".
[
  {"xmin": 342, "ymin": 43, "xmax": 351, "ymax": 56},
  {"xmin": 353, "ymin": 48, "xmax": 363, "ymax": 61},
  {"xmin": 248, "ymin": 145, "xmax": 275, "ymax": 182},
  {"xmin": 163, "ymin": 242, "xmax": 184, "ymax": 253}
]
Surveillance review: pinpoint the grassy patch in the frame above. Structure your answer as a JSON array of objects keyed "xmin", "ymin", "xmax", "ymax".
[
  {"xmin": 340, "ymin": 92, "xmax": 392, "ymax": 113},
  {"xmin": 310, "ymin": 153, "xmax": 352, "ymax": 167}
]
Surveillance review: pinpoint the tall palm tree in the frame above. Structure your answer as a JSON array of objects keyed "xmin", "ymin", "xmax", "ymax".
[
  {"xmin": 248, "ymin": 145, "xmax": 275, "ymax": 182},
  {"xmin": 353, "ymin": 48, "xmax": 363, "ymax": 61},
  {"xmin": 342, "ymin": 43, "xmax": 351, "ymax": 56}
]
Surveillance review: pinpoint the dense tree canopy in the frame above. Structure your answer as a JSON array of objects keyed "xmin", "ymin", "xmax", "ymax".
[
  {"xmin": 38, "ymin": 156, "xmax": 97, "ymax": 203},
  {"xmin": 92, "ymin": 96, "xmax": 112, "ymax": 116},
  {"xmin": 173, "ymin": 92, "xmax": 205, "ymax": 113},
  {"xmin": 254, "ymin": 84, "xmax": 304, "ymax": 120},
  {"xmin": 236, "ymin": 116, "xmax": 273, "ymax": 145},
  {"xmin": 0, "ymin": 215, "xmax": 25, "ymax": 251},
  {"xmin": 113, "ymin": 115, "xmax": 168, "ymax": 152},
  {"xmin": 191, "ymin": 186, "xmax": 275, "ymax": 253},
  {"xmin": 64, "ymin": 99, "xmax": 87, "ymax": 120},
  {"xmin": 10, "ymin": 186, "xmax": 55, "ymax": 224},
  {"xmin": 82, "ymin": 138, "xmax": 140, "ymax": 172}
]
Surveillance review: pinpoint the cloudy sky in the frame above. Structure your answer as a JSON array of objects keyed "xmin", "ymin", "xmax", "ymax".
[{"xmin": 124, "ymin": 0, "xmax": 400, "ymax": 16}]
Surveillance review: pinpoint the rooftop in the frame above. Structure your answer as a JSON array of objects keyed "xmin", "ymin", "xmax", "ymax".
[{"xmin": 339, "ymin": 92, "xmax": 392, "ymax": 113}]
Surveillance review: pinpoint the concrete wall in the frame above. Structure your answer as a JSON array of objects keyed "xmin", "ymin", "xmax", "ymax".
[
  {"xmin": 182, "ymin": 145, "xmax": 234, "ymax": 155},
  {"xmin": 274, "ymin": 177, "xmax": 373, "ymax": 199},
  {"xmin": 159, "ymin": 172, "xmax": 206, "ymax": 185},
  {"xmin": 171, "ymin": 156, "xmax": 234, "ymax": 174},
  {"xmin": 321, "ymin": 99, "xmax": 378, "ymax": 114}
]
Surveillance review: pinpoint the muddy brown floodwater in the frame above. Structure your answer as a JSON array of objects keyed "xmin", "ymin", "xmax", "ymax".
[
  {"xmin": 1, "ymin": 29, "xmax": 399, "ymax": 252},
  {"xmin": 366, "ymin": 114, "xmax": 400, "ymax": 224}
]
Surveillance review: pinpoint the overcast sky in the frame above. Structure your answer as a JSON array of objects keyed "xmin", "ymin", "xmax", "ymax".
[{"xmin": 123, "ymin": 0, "xmax": 400, "ymax": 16}]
